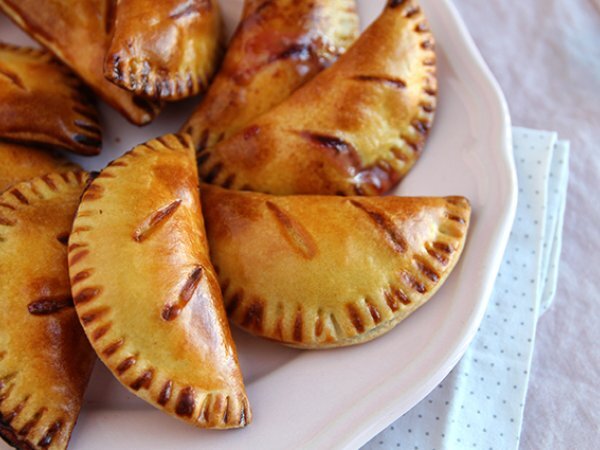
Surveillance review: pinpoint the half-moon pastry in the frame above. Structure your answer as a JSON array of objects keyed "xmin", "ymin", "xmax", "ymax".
[
  {"xmin": 201, "ymin": 185, "xmax": 470, "ymax": 349},
  {"xmin": 0, "ymin": 142, "xmax": 80, "ymax": 193},
  {"xmin": 0, "ymin": 0, "xmax": 161, "ymax": 125},
  {"xmin": 105, "ymin": 0, "xmax": 224, "ymax": 101},
  {"xmin": 198, "ymin": 0, "xmax": 436, "ymax": 195},
  {"xmin": 182, "ymin": 0, "xmax": 359, "ymax": 152},
  {"xmin": 0, "ymin": 172, "xmax": 96, "ymax": 450},
  {"xmin": 69, "ymin": 135, "xmax": 251, "ymax": 429},
  {"xmin": 0, "ymin": 44, "xmax": 102, "ymax": 156}
]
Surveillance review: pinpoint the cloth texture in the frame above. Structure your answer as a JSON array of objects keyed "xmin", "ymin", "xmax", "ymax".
[{"xmin": 363, "ymin": 128, "xmax": 570, "ymax": 450}]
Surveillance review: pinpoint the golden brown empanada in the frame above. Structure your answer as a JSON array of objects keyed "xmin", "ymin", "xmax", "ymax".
[
  {"xmin": 198, "ymin": 0, "xmax": 436, "ymax": 195},
  {"xmin": 69, "ymin": 135, "xmax": 251, "ymax": 429},
  {"xmin": 0, "ymin": 142, "xmax": 80, "ymax": 193},
  {"xmin": 182, "ymin": 0, "xmax": 359, "ymax": 152},
  {"xmin": 0, "ymin": 172, "xmax": 96, "ymax": 450},
  {"xmin": 105, "ymin": 0, "xmax": 223, "ymax": 101},
  {"xmin": 0, "ymin": 0, "xmax": 161, "ymax": 125},
  {"xmin": 0, "ymin": 44, "xmax": 102, "ymax": 156},
  {"xmin": 201, "ymin": 185, "xmax": 470, "ymax": 348}
]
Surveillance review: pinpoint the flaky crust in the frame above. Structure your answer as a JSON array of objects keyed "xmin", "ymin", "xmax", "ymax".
[
  {"xmin": 0, "ymin": 142, "xmax": 80, "ymax": 193},
  {"xmin": 0, "ymin": 0, "xmax": 161, "ymax": 125},
  {"xmin": 105, "ymin": 0, "xmax": 224, "ymax": 100},
  {"xmin": 182, "ymin": 0, "xmax": 359, "ymax": 151},
  {"xmin": 198, "ymin": 0, "xmax": 436, "ymax": 195},
  {"xmin": 202, "ymin": 185, "xmax": 470, "ymax": 348},
  {"xmin": 68, "ymin": 135, "xmax": 251, "ymax": 429},
  {"xmin": 0, "ymin": 172, "xmax": 96, "ymax": 450},
  {"xmin": 0, "ymin": 44, "xmax": 102, "ymax": 156}
]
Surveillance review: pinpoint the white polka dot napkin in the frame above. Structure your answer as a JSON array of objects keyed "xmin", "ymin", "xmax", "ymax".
[{"xmin": 363, "ymin": 128, "xmax": 570, "ymax": 450}]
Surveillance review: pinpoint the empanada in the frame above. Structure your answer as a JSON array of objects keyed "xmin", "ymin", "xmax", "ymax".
[
  {"xmin": 198, "ymin": 0, "xmax": 436, "ymax": 195},
  {"xmin": 105, "ymin": 0, "xmax": 223, "ymax": 101},
  {"xmin": 182, "ymin": 0, "xmax": 359, "ymax": 152},
  {"xmin": 201, "ymin": 185, "xmax": 470, "ymax": 348},
  {"xmin": 0, "ymin": 44, "xmax": 102, "ymax": 156},
  {"xmin": 69, "ymin": 135, "xmax": 251, "ymax": 429},
  {"xmin": 0, "ymin": 0, "xmax": 161, "ymax": 125},
  {"xmin": 0, "ymin": 172, "xmax": 96, "ymax": 450},
  {"xmin": 0, "ymin": 142, "xmax": 80, "ymax": 193}
]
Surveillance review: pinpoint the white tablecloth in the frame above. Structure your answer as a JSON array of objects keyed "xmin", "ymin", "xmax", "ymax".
[{"xmin": 451, "ymin": 1, "xmax": 599, "ymax": 448}]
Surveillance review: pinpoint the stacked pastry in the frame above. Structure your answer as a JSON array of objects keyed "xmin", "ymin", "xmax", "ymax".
[{"xmin": 0, "ymin": 1, "xmax": 471, "ymax": 449}]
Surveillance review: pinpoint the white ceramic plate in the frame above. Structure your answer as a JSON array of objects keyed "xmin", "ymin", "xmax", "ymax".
[{"xmin": 0, "ymin": 0, "xmax": 516, "ymax": 448}]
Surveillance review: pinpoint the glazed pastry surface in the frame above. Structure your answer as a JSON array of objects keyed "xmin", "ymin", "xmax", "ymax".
[
  {"xmin": 105, "ymin": 0, "xmax": 223, "ymax": 100},
  {"xmin": 183, "ymin": 0, "xmax": 359, "ymax": 152},
  {"xmin": 69, "ymin": 135, "xmax": 251, "ymax": 429},
  {"xmin": 202, "ymin": 185, "xmax": 470, "ymax": 348},
  {"xmin": 198, "ymin": 0, "xmax": 436, "ymax": 195},
  {"xmin": 0, "ymin": 0, "xmax": 161, "ymax": 125},
  {"xmin": 0, "ymin": 44, "xmax": 102, "ymax": 155},
  {"xmin": 0, "ymin": 172, "xmax": 96, "ymax": 450}
]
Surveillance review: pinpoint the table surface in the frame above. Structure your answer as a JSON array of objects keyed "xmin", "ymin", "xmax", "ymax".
[{"xmin": 452, "ymin": 0, "xmax": 600, "ymax": 448}]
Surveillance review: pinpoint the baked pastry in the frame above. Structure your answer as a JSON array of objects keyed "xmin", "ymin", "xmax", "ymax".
[
  {"xmin": 198, "ymin": 0, "xmax": 436, "ymax": 195},
  {"xmin": 69, "ymin": 135, "xmax": 251, "ymax": 429},
  {"xmin": 201, "ymin": 185, "xmax": 470, "ymax": 348},
  {"xmin": 105, "ymin": 0, "xmax": 223, "ymax": 101},
  {"xmin": 182, "ymin": 0, "xmax": 359, "ymax": 152},
  {"xmin": 0, "ymin": 0, "xmax": 161, "ymax": 125},
  {"xmin": 0, "ymin": 44, "xmax": 102, "ymax": 156},
  {"xmin": 0, "ymin": 142, "xmax": 80, "ymax": 193},
  {"xmin": 0, "ymin": 172, "xmax": 96, "ymax": 450}
]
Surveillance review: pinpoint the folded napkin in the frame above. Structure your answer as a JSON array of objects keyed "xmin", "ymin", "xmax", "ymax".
[{"xmin": 363, "ymin": 127, "xmax": 570, "ymax": 450}]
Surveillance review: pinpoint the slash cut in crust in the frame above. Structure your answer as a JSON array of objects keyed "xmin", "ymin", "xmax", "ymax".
[
  {"xmin": 68, "ymin": 134, "xmax": 251, "ymax": 429},
  {"xmin": 0, "ymin": 0, "xmax": 161, "ymax": 125},
  {"xmin": 202, "ymin": 185, "xmax": 470, "ymax": 349},
  {"xmin": 198, "ymin": 0, "xmax": 437, "ymax": 195},
  {"xmin": 0, "ymin": 172, "xmax": 96, "ymax": 450},
  {"xmin": 182, "ymin": 0, "xmax": 359, "ymax": 151},
  {"xmin": 0, "ymin": 142, "xmax": 80, "ymax": 193},
  {"xmin": 105, "ymin": 0, "xmax": 224, "ymax": 101},
  {"xmin": 0, "ymin": 44, "xmax": 102, "ymax": 156}
]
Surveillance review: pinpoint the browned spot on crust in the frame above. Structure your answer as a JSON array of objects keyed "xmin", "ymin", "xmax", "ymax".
[
  {"xmin": 18, "ymin": 407, "xmax": 45, "ymax": 437},
  {"xmin": 204, "ymin": 163, "xmax": 224, "ymax": 183},
  {"xmin": 385, "ymin": 287, "xmax": 410, "ymax": 311},
  {"xmin": 222, "ymin": 396, "xmax": 229, "ymax": 424},
  {"xmin": 241, "ymin": 301, "xmax": 264, "ymax": 332},
  {"xmin": 415, "ymin": 22, "xmax": 429, "ymax": 32},
  {"xmin": 315, "ymin": 315, "xmax": 324, "ymax": 337},
  {"xmin": 222, "ymin": 174, "xmax": 236, "ymax": 189},
  {"xmin": 350, "ymin": 200, "xmax": 407, "ymax": 253},
  {"xmin": 0, "ymin": 203, "xmax": 15, "ymax": 211},
  {"xmin": 415, "ymin": 257, "xmax": 440, "ymax": 282},
  {"xmin": 68, "ymin": 243, "xmax": 86, "ymax": 252},
  {"xmin": 346, "ymin": 303, "xmax": 365, "ymax": 333},
  {"xmin": 102, "ymin": 339, "xmax": 124, "ymax": 357},
  {"xmin": 130, "ymin": 370, "xmax": 154, "ymax": 391},
  {"xmin": 353, "ymin": 75, "xmax": 407, "ymax": 89},
  {"xmin": 0, "ymin": 216, "xmax": 15, "ymax": 226},
  {"xmin": 69, "ymin": 250, "xmax": 89, "ymax": 266},
  {"xmin": 116, "ymin": 356, "xmax": 136, "ymax": 375},
  {"xmin": 27, "ymin": 295, "xmax": 73, "ymax": 315},
  {"xmin": 92, "ymin": 323, "xmax": 112, "ymax": 341},
  {"xmin": 41, "ymin": 174, "xmax": 57, "ymax": 191},
  {"xmin": 402, "ymin": 271, "xmax": 427, "ymax": 294},
  {"xmin": 226, "ymin": 291, "xmax": 243, "ymax": 315},
  {"xmin": 388, "ymin": 0, "xmax": 406, "ymax": 8},
  {"xmin": 0, "ymin": 66, "xmax": 25, "ymax": 89},
  {"xmin": 433, "ymin": 241, "xmax": 454, "ymax": 254},
  {"xmin": 420, "ymin": 103, "xmax": 434, "ymax": 113},
  {"xmin": 56, "ymin": 232, "xmax": 69, "ymax": 245},
  {"xmin": 110, "ymin": 161, "xmax": 128, "ymax": 168},
  {"xmin": 158, "ymin": 380, "xmax": 173, "ymax": 406},
  {"xmin": 72, "ymin": 269, "xmax": 92, "ymax": 285},
  {"xmin": 365, "ymin": 300, "xmax": 382, "ymax": 324},
  {"xmin": 446, "ymin": 213, "xmax": 466, "ymax": 224},
  {"xmin": 73, "ymin": 287, "xmax": 101, "ymax": 305},
  {"xmin": 293, "ymin": 309, "xmax": 303, "ymax": 342},
  {"xmin": 175, "ymin": 387, "xmax": 196, "ymax": 417},
  {"xmin": 9, "ymin": 189, "xmax": 28, "ymax": 205},
  {"xmin": 425, "ymin": 244, "xmax": 449, "ymax": 265},
  {"xmin": 300, "ymin": 131, "xmax": 362, "ymax": 169},
  {"xmin": 162, "ymin": 266, "xmax": 203, "ymax": 321},
  {"xmin": 195, "ymin": 129, "xmax": 210, "ymax": 155},
  {"xmin": 197, "ymin": 152, "xmax": 211, "ymax": 166},
  {"xmin": 80, "ymin": 307, "xmax": 109, "ymax": 325},
  {"xmin": 3, "ymin": 398, "xmax": 27, "ymax": 424},
  {"xmin": 425, "ymin": 87, "xmax": 437, "ymax": 96},
  {"xmin": 411, "ymin": 119, "xmax": 429, "ymax": 135},
  {"xmin": 133, "ymin": 200, "xmax": 182, "ymax": 242},
  {"xmin": 83, "ymin": 183, "xmax": 104, "ymax": 201},
  {"xmin": 405, "ymin": 5, "xmax": 421, "ymax": 17},
  {"xmin": 266, "ymin": 201, "xmax": 318, "ymax": 259},
  {"xmin": 421, "ymin": 40, "xmax": 434, "ymax": 50},
  {"xmin": 37, "ymin": 420, "xmax": 62, "ymax": 448}
]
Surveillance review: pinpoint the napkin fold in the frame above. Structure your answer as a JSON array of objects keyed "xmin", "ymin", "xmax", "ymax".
[{"xmin": 363, "ymin": 127, "xmax": 570, "ymax": 450}]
